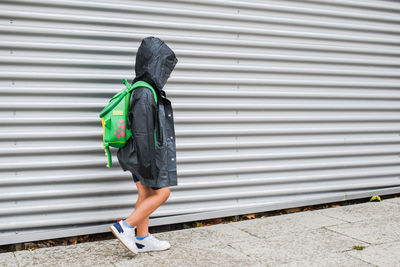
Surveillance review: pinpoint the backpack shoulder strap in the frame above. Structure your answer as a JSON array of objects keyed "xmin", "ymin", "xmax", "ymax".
[
  {"xmin": 125, "ymin": 79, "xmax": 159, "ymax": 151},
  {"xmin": 129, "ymin": 80, "xmax": 158, "ymax": 105}
]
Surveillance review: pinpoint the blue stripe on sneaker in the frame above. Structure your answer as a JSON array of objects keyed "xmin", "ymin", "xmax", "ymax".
[
  {"xmin": 123, "ymin": 220, "xmax": 134, "ymax": 229},
  {"xmin": 135, "ymin": 243, "xmax": 145, "ymax": 249},
  {"xmin": 113, "ymin": 222, "xmax": 124, "ymax": 233},
  {"xmin": 136, "ymin": 234, "xmax": 149, "ymax": 240}
]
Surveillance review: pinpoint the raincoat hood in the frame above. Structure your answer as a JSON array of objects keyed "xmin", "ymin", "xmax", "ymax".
[{"xmin": 132, "ymin": 36, "xmax": 178, "ymax": 91}]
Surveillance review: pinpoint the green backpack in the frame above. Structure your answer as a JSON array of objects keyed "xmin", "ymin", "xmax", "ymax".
[{"xmin": 99, "ymin": 79, "xmax": 158, "ymax": 168}]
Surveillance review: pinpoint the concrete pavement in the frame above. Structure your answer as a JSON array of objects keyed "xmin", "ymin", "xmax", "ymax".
[{"xmin": 1, "ymin": 197, "xmax": 400, "ymax": 266}]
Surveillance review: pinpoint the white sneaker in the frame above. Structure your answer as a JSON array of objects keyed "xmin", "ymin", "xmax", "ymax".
[
  {"xmin": 135, "ymin": 233, "xmax": 171, "ymax": 252},
  {"xmin": 110, "ymin": 220, "xmax": 138, "ymax": 255}
]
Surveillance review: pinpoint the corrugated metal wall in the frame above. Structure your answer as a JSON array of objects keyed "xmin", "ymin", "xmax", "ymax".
[{"xmin": 1, "ymin": 0, "xmax": 400, "ymax": 245}]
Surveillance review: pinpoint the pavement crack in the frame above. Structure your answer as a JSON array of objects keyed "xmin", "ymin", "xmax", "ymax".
[
  {"xmin": 12, "ymin": 252, "xmax": 21, "ymax": 267},
  {"xmin": 315, "ymin": 212, "xmax": 352, "ymax": 224},
  {"xmin": 345, "ymin": 253, "xmax": 379, "ymax": 267},
  {"xmin": 231, "ymin": 226, "xmax": 262, "ymax": 239},
  {"xmin": 227, "ymin": 243, "xmax": 252, "ymax": 259},
  {"xmin": 322, "ymin": 226, "xmax": 372, "ymax": 246}
]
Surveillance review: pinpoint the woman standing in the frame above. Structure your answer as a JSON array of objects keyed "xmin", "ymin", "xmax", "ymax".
[{"xmin": 110, "ymin": 36, "xmax": 178, "ymax": 255}]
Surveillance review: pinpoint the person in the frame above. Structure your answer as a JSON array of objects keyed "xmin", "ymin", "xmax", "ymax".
[{"xmin": 110, "ymin": 36, "xmax": 178, "ymax": 255}]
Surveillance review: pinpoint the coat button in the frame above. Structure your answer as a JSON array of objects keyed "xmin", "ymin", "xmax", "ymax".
[
  {"xmin": 168, "ymin": 113, "xmax": 171, "ymax": 117},
  {"xmin": 170, "ymin": 136, "xmax": 173, "ymax": 139},
  {"xmin": 171, "ymin": 158, "xmax": 175, "ymax": 161}
]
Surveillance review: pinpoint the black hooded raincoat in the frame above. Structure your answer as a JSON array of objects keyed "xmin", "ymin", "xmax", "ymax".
[{"xmin": 117, "ymin": 37, "xmax": 178, "ymax": 188}]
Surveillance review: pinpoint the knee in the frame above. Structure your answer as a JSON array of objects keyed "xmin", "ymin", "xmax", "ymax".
[{"xmin": 155, "ymin": 188, "xmax": 170, "ymax": 203}]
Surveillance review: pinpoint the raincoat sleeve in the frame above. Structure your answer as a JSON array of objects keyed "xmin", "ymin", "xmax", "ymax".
[{"xmin": 130, "ymin": 88, "xmax": 157, "ymax": 180}]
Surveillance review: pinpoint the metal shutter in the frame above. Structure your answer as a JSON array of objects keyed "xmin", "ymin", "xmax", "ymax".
[{"xmin": 1, "ymin": 0, "xmax": 400, "ymax": 245}]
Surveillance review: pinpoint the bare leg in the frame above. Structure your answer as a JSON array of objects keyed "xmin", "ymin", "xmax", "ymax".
[
  {"xmin": 125, "ymin": 182, "xmax": 170, "ymax": 232},
  {"xmin": 133, "ymin": 181, "xmax": 152, "ymax": 237}
]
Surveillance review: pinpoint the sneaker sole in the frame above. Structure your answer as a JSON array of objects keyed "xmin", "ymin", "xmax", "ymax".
[
  {"xmin": 109, "ymin": 225, "xmax": 137, "ymax": 255},
  {"xmin": 138, "ymin": 248, "xmax": 171, "ymax": 253},
  {"xmin": 138, "ymin": 246, "xmax": 171, "ymax": 253}
]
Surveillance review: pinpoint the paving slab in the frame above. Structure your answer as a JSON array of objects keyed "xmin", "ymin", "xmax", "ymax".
[
  {"xmin": 15, "ymin": 240, "xmax": 261, "ymax": 267},
  {"xmin": 314, "ymin": 201, "xmax": 400, "ymax": 223},
  {"xmin": 345, "ymin": 240, "xmax": 400, "ymax": 267},
  {"xmin": 0, "ymin": 252, "xmax": 18, "ymax": 267},
  {"xmin": 14, "ymin": 239, "xmax": 126, "ymax": 267},
  {"xmin": 12, "ymin": 224, "xmax": 261, "ymax": 267},
  {"xmin": 228, "ymin": 227, "xmax": 369, "ymax": 265},
  {"xmin": 282, "ymin": 252, "xmax": 374, "ymax": 267},
  {"xmin": 228, "ymin": 209, "xmax": 347, "ymax": 240},
  {"xmin": 326, "ymin": 216, "xmax": 400, "ymax": 245},
  {"xmin": 383, "ymin": 197, "xmax": 400, "ymax": 206},
  {"xmin": 150, "ymin": 223, "xmax": 261, "ymax": 249},
  {"xmin": 115, "ymin": 244, "xmax": 262, "ymax": 267}
]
